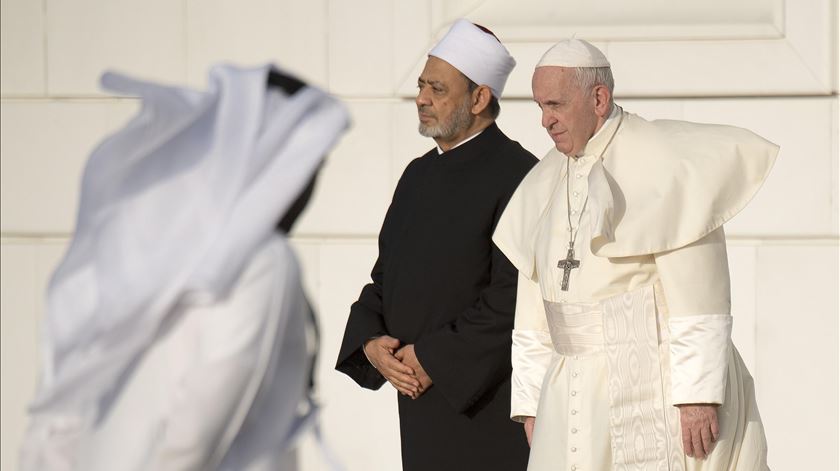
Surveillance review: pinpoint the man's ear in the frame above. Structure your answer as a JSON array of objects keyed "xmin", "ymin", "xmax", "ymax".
[
  {"xmin": 471, "ymin": 85, "xmax": 493, "ymax": 115},
  {"xmin": 593, "ymin": 84, "xmax": 612, "ymax": 118}
]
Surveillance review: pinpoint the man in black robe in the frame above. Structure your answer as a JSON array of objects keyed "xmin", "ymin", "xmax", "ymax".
[{"xmin": 336, "ymin": 19, "xmax": 537, "ymax": 470}]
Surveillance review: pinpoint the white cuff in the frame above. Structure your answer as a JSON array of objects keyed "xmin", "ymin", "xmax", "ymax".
[
  {"xmin": 668, "ymin": 314, "xmax": 732, "ymax": 405},
  {"xmin": 511, "ymin": 329, "xmax": 553, "ymax": 422}
]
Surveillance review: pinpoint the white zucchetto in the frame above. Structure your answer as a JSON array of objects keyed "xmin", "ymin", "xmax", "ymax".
[
  {"xmin": 428, "ymin": 18, "xmax": 516, "ymax": 98},
  {"xmin": 536, "ymin": 38, "xmax": 610, "ymax": 68}
]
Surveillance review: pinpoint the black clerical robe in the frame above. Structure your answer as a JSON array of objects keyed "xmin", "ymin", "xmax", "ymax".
[{"xmin": 336, "ymin": 123, "xmax": 537, "ymax": 471}]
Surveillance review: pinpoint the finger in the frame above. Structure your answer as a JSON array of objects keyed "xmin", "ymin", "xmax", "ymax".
[
  {"xmin": 397, "ymin": 386, "xmax": 416, "ymax": 399},
  {"xmin": 388, "ymin": 379, "xmax": 417, "ymax": 398},
  {"xmin": 710, "ymin": 413, "xmax": 720, "ymax": 442},
  {"xmin": 381, "ymin": 356, "xmax": 416, "ymax": 376},
  {"xmin": 525, "ymin": 425, "xmax": 533, "ymax": 447},
  {"xmin": 383, "ymin": 367, "xmax": 420, "ymax": 386},
  {"xmin": 381, "ymin": 358, "xmax": 416, "ymax": 378},
  {"xmin": 700, "ymin": 424, "xmax": 714, "ymax": 457},
  {"xmin": 385, "ymin": 371, "xmax": 421, "ymax": 391},
  {"xmin": 388, "ymin": 375, "xmax": 420, "ymax": 393},
  {"xmin": 379, "ymin": 336, "xmax": 401, "ymax": 349},
  {"xmin": 410, "ymin": 379, "xmax": 429, "ymax": 398},
  {"xmin": 682, "ymin": 426, "xmax": 693, "ymax": 457},
  {"xmin": 692, "ymin": 428, "xmax": 706, "ymax": 460}
]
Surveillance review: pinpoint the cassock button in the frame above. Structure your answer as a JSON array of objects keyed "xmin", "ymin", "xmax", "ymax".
[
  {"xmin": 571, "ymin": 391, "xmax": 577, "ymax": 396},
  {"xmin": 571, "ymin": 209, "xmax": 577, "ymax": 215},
  {"xmin": 571, "ymin": 409, "xmax": 578, "ymax": 415},
  {"xmin": 571, "ymin": 428, "xmax": 578, "ymax": 434},
  {"xmin": 576, "ymin": 173, "xmax": 582, "ymax": 179},
  {"xmin": 571, "ymin": 447, "xmax": 577, "ymax": 452},
  {"xmin": 571, "ymin": 466, "xmax": 577, "ymax": 471},
  {"xmin": 573, "ymin": 191, "xmax": 580, "ymax": 197},
  {"xmin": 572, "ymin": 372, "xmax": 579, "ymax": 377}
]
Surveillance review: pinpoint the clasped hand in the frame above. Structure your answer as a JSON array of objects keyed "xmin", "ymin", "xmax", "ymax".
[{"xmin": 363, "ymin": 336, "xmax": 432, "ymax": 399}]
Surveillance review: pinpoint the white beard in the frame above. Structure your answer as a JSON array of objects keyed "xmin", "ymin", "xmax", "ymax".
[{"xmin": 418, "ymin": 96, "xmax": 473, "ymax": 140}]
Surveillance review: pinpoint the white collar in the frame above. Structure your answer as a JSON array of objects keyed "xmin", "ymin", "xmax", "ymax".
[{"xmin": 576, "ymin": 104, "xmax": 620, "ymax": 157}]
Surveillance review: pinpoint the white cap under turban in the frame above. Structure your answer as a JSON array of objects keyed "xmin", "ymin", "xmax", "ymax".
[
  {"xmin": 428, "ymin": 19, "xmax": 516, "ymax": 99},
  {"xmin": 536, "ymin": 38, "xmax": 610, "ymax": 68}
]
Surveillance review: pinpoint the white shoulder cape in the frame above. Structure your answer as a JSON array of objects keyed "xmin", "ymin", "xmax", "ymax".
[{"xmin": 493, "ymin": 111, "xmax": 778, "ymax": 279}]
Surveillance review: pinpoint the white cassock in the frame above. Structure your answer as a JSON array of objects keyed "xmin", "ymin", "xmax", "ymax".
[
  {"xmin": 20, "ymin": 64, "xmax": 349, "ymax": 470},
  {"xmin": 493, "ymin": 106, "xmax": 777, "ymax": 471}
]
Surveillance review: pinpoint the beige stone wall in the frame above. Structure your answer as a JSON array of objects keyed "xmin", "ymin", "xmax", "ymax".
[{"xmin": 2, "ymin": 1, "xmax": 837, "ymax": 470}]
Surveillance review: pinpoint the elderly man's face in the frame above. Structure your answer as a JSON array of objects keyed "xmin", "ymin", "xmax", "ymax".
[
  {"xmin": 416, "ymin": 56, "xmax": 474, "ymax": 141},
  {"xmin": 532, "ymin": 67, "xmax": 600, "ymax": 156}
]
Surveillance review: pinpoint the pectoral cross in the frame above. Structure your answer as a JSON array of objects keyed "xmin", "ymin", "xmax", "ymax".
[{"xmin": 557, "ymin": 244, "xmax": 580, "ymax": 291}]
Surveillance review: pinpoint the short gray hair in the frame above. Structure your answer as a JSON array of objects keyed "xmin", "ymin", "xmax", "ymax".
[{"xmin": 573, "ymin": 67, "xmax": 614, "ymax": 105}]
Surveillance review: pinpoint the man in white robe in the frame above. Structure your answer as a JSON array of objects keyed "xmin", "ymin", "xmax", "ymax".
[
  {"xmin": 493, "ymin": 39, "xmax": 776, "ymax": 470},
  {"xmin": 20, "ymin": 65, "xmax": 349, "ymax": 470}
]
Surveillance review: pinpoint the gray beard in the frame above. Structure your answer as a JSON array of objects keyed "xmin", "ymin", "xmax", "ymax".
[{"xmin": 418, "ymin": 96, "xmax": 473, "ymax": 140}]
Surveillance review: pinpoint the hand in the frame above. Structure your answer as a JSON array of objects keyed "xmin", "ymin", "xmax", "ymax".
[
  {"xmin": 677, "ymin": 404, "xmax": 720, "ymax": 460},
  {"xmin": 394, "ymin": 344, "xmax": 432, "ymax": 398},
  {"xmin": 523, "ymin": 416, "xmax": 535, "ymax": 447},
  {"xmin": 363, "ymin": 336, "xmax": 421, "ymax": 398}
]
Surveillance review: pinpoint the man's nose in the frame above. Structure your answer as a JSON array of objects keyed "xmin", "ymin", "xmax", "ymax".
[
  {"xmin": 416, "ymin": 87, "xmax": 431, "ymax": 107},
  {"xmin": 541, "ymin": 109, "xmax": 555, "ymax": 130}
]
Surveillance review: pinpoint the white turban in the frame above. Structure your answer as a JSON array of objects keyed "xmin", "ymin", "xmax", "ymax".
[
  {"xmin": 428, "ymin": 19, "xmax": 516, "ymax": 98},
  {"xmin": 536, "ymin": 38, "xmax": 610, "ymax": 68}
]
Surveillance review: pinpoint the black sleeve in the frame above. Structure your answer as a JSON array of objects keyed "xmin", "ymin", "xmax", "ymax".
[
  {"xmin": 413, "ymin": 239, "xmax": 518, "ymax": 413},
  {"xmin": 413, "ymin": 152, "xmax": 535, "ymax": 413},
  {"xmin": 334, "ymin": 255, "xmax": 388, "ymax": 390},
  {"xmin": 334, "ymin": 158, "xmax": 420, "ymax": 390}
]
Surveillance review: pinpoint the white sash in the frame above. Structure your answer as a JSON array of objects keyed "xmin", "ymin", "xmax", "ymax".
[{"xmin": 543, "ymin": 283, "xmax": 685, "ymax": 471}]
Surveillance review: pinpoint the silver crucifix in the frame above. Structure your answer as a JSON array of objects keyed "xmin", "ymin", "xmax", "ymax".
[{"xmin": 557, "ymin": 246, "xmax": 580, "ymax": 291}]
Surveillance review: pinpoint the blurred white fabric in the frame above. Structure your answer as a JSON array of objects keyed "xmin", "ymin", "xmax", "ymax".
[{"xmin": 21, "ymin": 64, "xmax": 350, "ymax": 470}]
